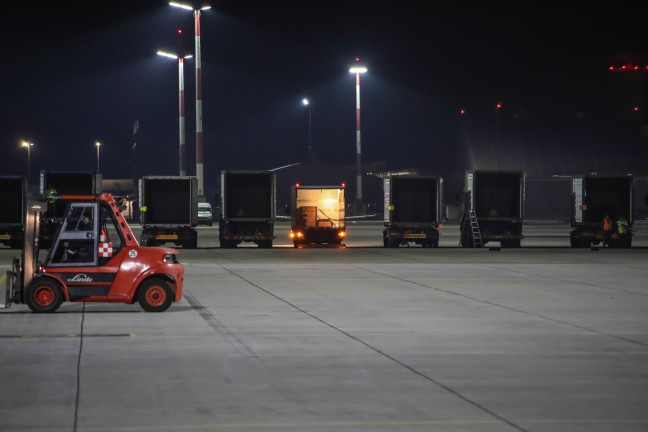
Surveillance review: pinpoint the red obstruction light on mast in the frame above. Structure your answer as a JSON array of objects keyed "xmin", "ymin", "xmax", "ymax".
[{"xmin": 609, "ymin": 64, "xmax": 648, "ymax": 72}]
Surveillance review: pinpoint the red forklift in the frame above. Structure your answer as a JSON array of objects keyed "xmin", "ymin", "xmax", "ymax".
[{"xmin": 3, "ymin": 193, "xmax": 184, "ymax": 313}]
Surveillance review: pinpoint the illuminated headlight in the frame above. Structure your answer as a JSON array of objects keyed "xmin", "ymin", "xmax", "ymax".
[
  {"xmin": 290, "ymin": 231, "xmax": 304, "ymax": 239},
  {"xmin": 162, "ymin": 254, "xmax": 178, "ymax": 264},
  {"xmin": 338, "ymin": 231, "xmax": 346, "ymax": 238}
]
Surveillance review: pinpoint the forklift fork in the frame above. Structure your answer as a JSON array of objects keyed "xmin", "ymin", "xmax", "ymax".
[{"xmin": 2, "ymin": 257, "xmax": 21, "ymax": 308}]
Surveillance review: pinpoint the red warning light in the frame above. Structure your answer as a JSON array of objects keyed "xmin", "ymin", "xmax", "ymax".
[
  {"xmin": 177, "ymin": 28, "xmax": 182, "ymax": 34},
  {"xmin": 609, "ymin": 64, "xmax": 648, "ymax": 72},
  {"xmin": 341, "ymin": 183, "xmax": 346, "ymax": 188},
  {"xmin": 296, "ymin": 183, "xmax": 300, "ymax": 188},
  {"xmin": 459, "ymin": 109, "xmax": 466, "ymax": 115},
  {"xmin": 496, "ymin": 103, "xmax": 502, "ymax": 110},
  {"xmin": 634, "ymin": 106, "xmax": 640, "ymax": 112}
]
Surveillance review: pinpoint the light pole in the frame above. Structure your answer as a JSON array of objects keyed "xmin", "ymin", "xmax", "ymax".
[
  {"xmin": 349, "ymin": 59, "xmax": 367, "ymax": 214},
  {"xmin": 170, "ymin": 1, "xmax": 211, "ymax": 196},
  {"xmin": 496, "ymin": 103, "xmax": 502, "ymax": 170},
  {"xmin": 21, "ymin": 141, "xmax": 33, "ymax": 183},
  {"xmin": 158, "ymin": 50, "xmax": 193, "ymax": 176},
  {"xmin": 95, "ymin": 141, "xmax": 101, "ymax": 173},
  {"xmin": 302, "ymin": 98, "xmax": 312, "ymax": 160}
]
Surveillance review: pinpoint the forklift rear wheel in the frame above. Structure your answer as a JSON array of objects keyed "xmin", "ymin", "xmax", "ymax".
[
  {"xmin": 25, "ymin": 278, "xmax": 63, "ymax": 313},
  {"xmin": 137, "ymin": 279, "xmax": 173, "ymax": 312}
]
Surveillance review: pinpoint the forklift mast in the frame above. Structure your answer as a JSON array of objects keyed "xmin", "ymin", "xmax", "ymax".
[{"xmin": 3, "ymin": 200, "xmax": 41, "ymax": 307}]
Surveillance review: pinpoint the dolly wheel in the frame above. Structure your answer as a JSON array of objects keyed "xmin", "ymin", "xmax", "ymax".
[
  {"xmin": 138, "ymin": 279, "xmax": 173, "ymax": 312},
  {"xmin": 26, "ymin": 279, "xmax": 63, "ymax": 313}
]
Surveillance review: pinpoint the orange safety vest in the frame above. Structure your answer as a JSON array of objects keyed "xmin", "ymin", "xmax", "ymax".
[{"xmin": 603, "ymin": 217, "xmax": 613, "ymax": 231}]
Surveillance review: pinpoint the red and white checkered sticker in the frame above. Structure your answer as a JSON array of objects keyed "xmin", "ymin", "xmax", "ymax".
[{"xmin": 98, "ymin": 242, "xmax": 113, "ymax": 257}]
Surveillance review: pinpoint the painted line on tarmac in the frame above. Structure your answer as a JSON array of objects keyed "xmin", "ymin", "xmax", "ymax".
[
  {"xmin": 218, "ymin": 264, "xmax": 529, "ymax": 432},
  {"xmin": 0, "ymin": 273, "xmax": 5, "ymax": 286},
  {"xmin": 475, "ymin": 263, "xmax": 648, "ymax": 348},
  {"xmin": 353, "ymin": 263, "xmax": 648, "ymax": 350},
  {"xmin": 0, "ymin": 333, "xmax": 136, "ymax": 339},
  {"xmin": 182, "ymin": 289, "xmax": 257, "ymax": 358},
  {"xmin": 26, "ymin": 418, "xmax": 648, "ymax": 431}
]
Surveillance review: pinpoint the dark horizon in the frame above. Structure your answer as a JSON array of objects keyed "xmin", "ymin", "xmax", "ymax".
[{"xmin": 3, "ymin": 1, "xmax": 648, "ymax": 197}]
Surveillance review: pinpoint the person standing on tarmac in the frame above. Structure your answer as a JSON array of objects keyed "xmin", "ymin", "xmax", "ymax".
[
  {"xmin": 616, "ymin": 216, "xmax": 629, "ymax": 235},
  {"xmin": 603, "ymin": 214, "xmax": 614, "ymax": 247}
]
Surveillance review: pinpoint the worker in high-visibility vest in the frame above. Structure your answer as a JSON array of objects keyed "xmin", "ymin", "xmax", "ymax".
[
  {"xmin": 46, "ymin": 186, "xmax": 57, "ymax": 203},
  {"xmin": 616, "ymin": 216, "xmax": 629, "ymax": 235}
]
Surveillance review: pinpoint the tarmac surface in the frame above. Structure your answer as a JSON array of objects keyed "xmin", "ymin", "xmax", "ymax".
[{"xmin": 1, "ymin": 221, "xmax": 648, "ymax": 432}]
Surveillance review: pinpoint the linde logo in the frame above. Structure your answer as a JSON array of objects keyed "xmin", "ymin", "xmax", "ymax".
[{"xmin": 68, "ymin": 274, "xmax": 93, "ymax": 283}]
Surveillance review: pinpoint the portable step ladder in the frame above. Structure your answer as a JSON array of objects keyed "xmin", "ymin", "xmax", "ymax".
[{"xmin": 468, "ymin": 209, "xmax": 483, "ymax": 248}]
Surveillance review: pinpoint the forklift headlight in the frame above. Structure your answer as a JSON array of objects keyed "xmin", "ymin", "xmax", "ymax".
[
  {"xmin": 162, "ymin": 254, "xmax": 178, "ymax": 264},
  {"xmin": 338, "ymin": 231, "xmax": 346, "ymax": 238}
]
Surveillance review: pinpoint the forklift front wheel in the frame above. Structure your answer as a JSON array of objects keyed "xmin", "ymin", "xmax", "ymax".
[
  {"xmin": 137, "ymin": 278, "xmax": 173, "ymax": 312},
  {"xmin": 25, "ymin": 278, "xmax": 63, "ymax": 313}
]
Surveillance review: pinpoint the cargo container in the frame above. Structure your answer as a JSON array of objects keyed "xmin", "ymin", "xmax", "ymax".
[
  {"xmin": 383, "ymin": 176, "xmax": 443, "ymax": 248},
  {"xmin": 0, "ymin": 176, "xmax": 26, "ymax": 249},
  {"xmin": 570, "ymin": 174, "xmax": 633, "ymax": 248},
  {"xmin": 219, "ymin": 170, "xmax": 276, "ymax": 248},
  {"xmin": 461, "ymin": 170, "xmax": 525, "ymax": 248},
  {"xmin": 139, "ymin": 176, "xmax": 198, "ymax": 249},
  {"xmin": 290, "ymin": 184, "xmax": 345, "ymax": 247}
]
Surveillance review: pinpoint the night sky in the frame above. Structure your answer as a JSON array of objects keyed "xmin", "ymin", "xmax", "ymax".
[{"xmin": 3, "ymin": 1, "xmax": 647, "ymax": 197}]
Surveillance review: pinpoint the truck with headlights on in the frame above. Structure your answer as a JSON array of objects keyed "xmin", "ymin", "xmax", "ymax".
[{"xmin": 290, "ymin": 183, "xmax": 345, "ymax": 247}]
